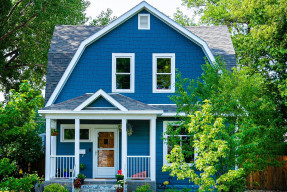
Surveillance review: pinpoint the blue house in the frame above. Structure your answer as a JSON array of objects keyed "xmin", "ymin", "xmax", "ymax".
[{"xmin": 39, "ymin": 1, "xmax": 236, "ymax": 190}]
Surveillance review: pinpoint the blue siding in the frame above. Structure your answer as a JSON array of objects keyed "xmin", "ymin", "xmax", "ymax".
[
  {"xmin": 128, "ymin": 120, "xmax": 149, "ymax": 156},
  {"xmin": 87, "ymin": 96, "xmax": 114, "ymax": 108},
  {"xmin": 55, "ymin": 9, "xmax": 205, "ymax": 104}
]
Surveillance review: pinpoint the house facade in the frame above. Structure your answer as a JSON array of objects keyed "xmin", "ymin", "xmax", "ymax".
[{"xmin": 39, "ymin": 1, "xmax": 236, "ymax": 189}]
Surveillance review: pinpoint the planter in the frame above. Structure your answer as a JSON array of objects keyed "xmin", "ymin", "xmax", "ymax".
[
  {"xmin": 117, "ymin": 177, "xmax": 124, "ymax": 182},
  {"xmin": 80, "ymin": 179, "xmax": 85, "ymax": 184},
  {"xmin": 51, "ymin": 132, "xmax": 59, "ymax": 136},
  {"xmin": 116, "ymin": 189, "xmax": 123, "ymax": 192}
]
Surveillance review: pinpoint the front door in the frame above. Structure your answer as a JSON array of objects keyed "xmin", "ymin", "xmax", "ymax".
[{"xmin": 94, "ymin": 129, "xmax": 117, "ymax": 178}]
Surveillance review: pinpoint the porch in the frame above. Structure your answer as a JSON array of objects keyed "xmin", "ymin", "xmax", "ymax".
[{"xmin": 45, "ymin": 118, "xmax": 156, "ymax": 181}]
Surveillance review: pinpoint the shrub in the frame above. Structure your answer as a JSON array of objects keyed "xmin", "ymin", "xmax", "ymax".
[
  {"xmin": 136, "ymin": 183, "xmax": 152, "ymax": 192},
  {"xmin": 44, "ymin": 183, "xmax": 68, "ymax": 192}
]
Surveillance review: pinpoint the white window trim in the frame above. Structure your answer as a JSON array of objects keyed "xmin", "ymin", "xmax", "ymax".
[
  {"xmin": 163, "ymin": 121, "xmax": 195, "ymax": 166},
  {"xmin": 60, "ymin": 124, "xmax": 92, "ymax": 142},
  {"xmin": 112, "ymin": 53, "xmax": 135, "ymax": 93},
  {"xmin": 138, "ymin": 14, "xmax": 150, "ymax": 30},
  {"xmin": 153, "ymin": 53, "xmax": 175, "ymax": 93}
]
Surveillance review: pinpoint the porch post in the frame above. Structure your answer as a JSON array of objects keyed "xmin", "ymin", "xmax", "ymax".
[
  {"xmin": 45, "ymin": 118, "xmax": 51, "ymax": 181},
  {"xmin": 50, "ymin": 120, "xmax": 57, "ymax": 178},
  {"xmin": 150, "ymin": 118, "xmax": 156, "ymax": 181},
  {"xmin": 75, "ymin": 119, "xmax": 80, "ymax": 176},
  {"xmin": 121, "ymin": 119, "xmax": 127, "ymax": 178}
]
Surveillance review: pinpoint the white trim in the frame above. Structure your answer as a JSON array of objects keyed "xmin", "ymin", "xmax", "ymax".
[
  {"xmin": 45, "ymin": 1, "xmax": 216, "ymax": 107},
  {"xmin": 163, "ymin": 121, "xmax": 195, "ymax": 166},
  {"xmin": 60, "ymin": 124, "xmax": 92, "ymax": 142},
  {"xmin": 138, "ymin": 14, "xmax": 150, "ymax": 30},
  {"xmin": 121, "ymin": 119, "xmax": 127, "ymax": 179},
  {"xmin": 150, "ymin": 119, "xmax": 156, "ymax": 181},
  {"xmin": 75, "ymin": 119, "xmax": 80, "ymax": 176},
  {"xmin": 152, "ymin": 53, "xmax": 175, "ymax": 93},
  {"xmin": 112, "ymin": 53, "xmax": 135, "ymax": 93},
  {"xmin": 74, "ymin": 89, "xmax": 128, "ymax": 111},
  {"xmin": 42, "ymin": 114, "xmax": 158, "ymax": 120},
  {"xmin": 45, "ymin": 119, "xmax": 51, "ymax": 181},
  {"xmin": 39, "ymin": 110, "xmax": 162, "ymax": 114}
]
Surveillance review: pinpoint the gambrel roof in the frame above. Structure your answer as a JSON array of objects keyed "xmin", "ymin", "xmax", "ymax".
[{"xmin": 45, "ymin": 1, "xmax": 236, "ymax": 106}]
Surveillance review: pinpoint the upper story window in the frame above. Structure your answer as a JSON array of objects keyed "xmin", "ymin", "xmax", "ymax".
[
  {"xmin": 112, "ymin": 53, "xmax": 135, "ymax": 93},
  {"xmin": 152, "ymin": 53, "xmax": 175, "ymax": 93},
  {"xmin": 138, "ymin": 14, "xmax": 150, "ymax": 30},
  {"xmin": 163, "ymin": 121, "xmax": 195, "ymax": 165}
]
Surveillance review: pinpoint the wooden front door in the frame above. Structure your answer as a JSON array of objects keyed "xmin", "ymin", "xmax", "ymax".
[{"xmin": 94, "ymin": 129, "xmax": 117, "ymax": 178}]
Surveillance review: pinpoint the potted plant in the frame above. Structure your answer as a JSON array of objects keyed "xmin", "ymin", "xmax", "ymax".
[
  {"xmin": 80, "ymin": 163, "xmax": 85, "ymax": 170},
  {"xmin": 77, "ymin": 173, "xmax": 86, "ymax": 184},
  {"xmin": 63, "ymin": 169, "xmax": 69, "ymax": 178},
  {"xmin": 114, "ymin": 180, "xmax": 124, "ymax": 192},
  {"xmin": 116, "ymin": 170, "xmax": 124, "ymax": 181},
  {"xmin": 73, "ymin": 178, "xmax": 82, "ymax": 192},
  {"xmin": 51, "ymin": 129, "xmax": 59, "ymax": 136}
]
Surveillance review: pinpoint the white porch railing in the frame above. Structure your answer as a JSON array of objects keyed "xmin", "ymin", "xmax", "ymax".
[
  {"xmin": 50, "ymin": 155, "xmax": 75, "ymax": 179},
  {"xmin": 127, "ymin": 156, "xmax": 150, "ymax": 179}
]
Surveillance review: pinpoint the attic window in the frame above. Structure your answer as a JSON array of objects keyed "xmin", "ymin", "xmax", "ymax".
[{"xmin": 138, "ymin": 14, "xmax": 150, "ymax": 30}]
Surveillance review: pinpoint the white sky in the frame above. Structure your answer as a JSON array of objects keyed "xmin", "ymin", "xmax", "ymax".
[
  {"xmin": 86, "ymin": 0, "xmax": 193, "ymax": 20},
  {"xmin": 0, "ymin": 0, "xmax": 193, "ymax": 102}
]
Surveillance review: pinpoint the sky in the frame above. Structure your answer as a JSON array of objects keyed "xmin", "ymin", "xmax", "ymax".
[
  {"xmin": 86, "ymin": 0, "xmax": 193, "ymax": 20},
  {"xmin": 0, "ymin": 0, "xmax": 193, "ymax": 102}
]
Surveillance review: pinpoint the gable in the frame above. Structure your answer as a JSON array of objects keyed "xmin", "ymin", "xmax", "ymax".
[{"xmin": 85, "ymin": 96, "xmax": 115, "ymax": 108}]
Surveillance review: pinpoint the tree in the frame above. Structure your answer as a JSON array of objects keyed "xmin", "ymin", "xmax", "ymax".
[
  {"xmin": 0, "ymin": 0, "xmax": 89, "ymax": 96},
  {"xmin": 173, "ymin": 8, "xmax": 197, "ymax": 26},
  {"xmin": 0, "ymin": 81, "xmax": 44, "ymax": 172},
  {"xmin": 90, "ymin": 8, "xmax": 117, "ymax": 26},
  {"xmin": 163, "ymin": 61, "xmax": 287, "ymax": 191},
  {"xmin": 181, "ymin": 0, "xmax": 287, "ymax": 139}
]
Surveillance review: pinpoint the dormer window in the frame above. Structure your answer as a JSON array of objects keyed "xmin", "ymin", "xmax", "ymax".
[
  {"xmin": 138, "ymin": 14, "xmax": 150, "ymax": 30},
  {"xmin": 152, "ymin": 53, "xmax": 175, "ymax": 93},
  {"xmin": 112, "ymin": 53, "xmax": 135, "ymax": 93}
]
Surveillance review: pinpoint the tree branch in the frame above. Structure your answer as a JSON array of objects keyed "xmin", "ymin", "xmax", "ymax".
[{"xmin": 7, "ymin": 0, "xmax": 22, "ymax": 20}]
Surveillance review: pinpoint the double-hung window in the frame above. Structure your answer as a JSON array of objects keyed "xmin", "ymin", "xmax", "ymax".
[
  {"xmin": 61, "ymin": 125, "xmax": 91, "ymax": 142},
  {"xmin": 152, "ymin": 53, "xmax": 175, "ymax": 93},
  {"xmin": 112, "ymin": 53, "xmax": 135, "ymax": 93},
  {"xmin": 163, "ymin": 121, "xmax": 195, "ymax": 165}
]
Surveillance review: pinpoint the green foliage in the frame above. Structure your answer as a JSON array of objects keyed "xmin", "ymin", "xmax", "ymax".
[
  {"xmin": 163, "ymin": 60, "xmax": 287, "ymax": 191},
  {"xmin": 90, "ymin": 8, "xmax": 117, "ymax": 26},
  {"xmin": 77, "ymin": 173, "xmax": 86, "ymax": 180},
  {"xmin": 181, "ymin": 0, "xmax": 287, "ymax": 143},
  {"xmin": 44, "ymin": 183, "xmax": 69, "ymax": 192},
  {"xmin": 0, "ymin": 80, "xmax": 44, "ymax": 171},
  {"xmin": 173, "ymin": 8, "xmax": 196, "ymax": 26},
  {"xmin": 0, "ymin": 158, "xmax": 40, "ymax": 191},
  {"xmin": 135, "ymin": 183, "xmax": 152, "ymax": 192},
  {"xmin": 0, "ymin": 0, "xmax": 89, "ymax": 95}
]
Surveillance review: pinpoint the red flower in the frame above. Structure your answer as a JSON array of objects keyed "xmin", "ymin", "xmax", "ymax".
[{"xmin": 118, "ymin": 170, "xmax": 122, "ymax": 175}]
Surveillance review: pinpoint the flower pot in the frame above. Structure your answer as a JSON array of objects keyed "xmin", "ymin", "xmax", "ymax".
[
  {"xmin": 80, "ymin": 179, "xmax": 84, "ymax": 184},
  {"xmin": 51, "ymin": 132, "xmax": 59, "ymax": 136},
  {"xmin": 116, "ymin": 189, "xmax": 123, "ymax": 192}
]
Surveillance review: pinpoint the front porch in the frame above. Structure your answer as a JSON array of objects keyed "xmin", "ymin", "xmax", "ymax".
[{"xmin": 45, "ymin": 118, "xmax": 156, "ymax": 182}]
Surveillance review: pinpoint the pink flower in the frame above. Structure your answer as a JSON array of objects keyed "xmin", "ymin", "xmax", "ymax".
[{"xmin": 118, "ymin": 170, "xmax": 122, "ymax": 175}]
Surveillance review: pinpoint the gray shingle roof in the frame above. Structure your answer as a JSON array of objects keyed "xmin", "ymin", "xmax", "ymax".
[
  {"xmin": 45, "ymin": 25, "xmax": 236, "ymax": 103},
  {"xmin": 42, "ymin": 93, "xmax": 160, "ymax": 111}
]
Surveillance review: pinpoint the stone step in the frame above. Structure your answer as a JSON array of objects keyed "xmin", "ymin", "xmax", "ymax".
[{"xmin": 80, "ymin": 184, "xmax": 127, "ymax": 192}]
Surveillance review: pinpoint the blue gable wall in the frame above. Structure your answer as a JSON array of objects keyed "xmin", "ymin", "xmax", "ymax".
[
  {"xmin": 86, "ymin": 96, "xmax": 115, "ymax": 108},
  {"xmin": 55, "ymin": 9, "xmax": 205, "ymax": 104}
]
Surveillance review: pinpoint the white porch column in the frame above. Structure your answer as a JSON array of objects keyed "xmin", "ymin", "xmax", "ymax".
[
  {"xmin": 121, "ymin": 119, "xmax": 127, "ymax": 178},
  {"xmin": 50, "ymin": 120, "xmax": 57, "ymax": 178},
  {"xmin": 45, "ymin": 118, "xmax": 51, "ymax": 181},
  {"xmin": 75, "ymin": 119, "xmax": 80, "ymax": 176},
  {"xmin": 150, "ymin": 118, "xmax": 156, "ymax": 181}
]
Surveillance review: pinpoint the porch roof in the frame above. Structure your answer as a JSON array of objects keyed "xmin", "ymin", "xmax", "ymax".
[{"xmin": 41, "ymin": 93, "xmax": 160, "ymax": 111}]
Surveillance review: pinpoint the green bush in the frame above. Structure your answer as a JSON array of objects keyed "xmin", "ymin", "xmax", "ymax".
[
  {"xmin": 44, "ymin": 183, "xmax": 68, "ymax": 192},
  {"xmin": 135, "ymin": 183, "xmax": 152, "ymax": 192}
]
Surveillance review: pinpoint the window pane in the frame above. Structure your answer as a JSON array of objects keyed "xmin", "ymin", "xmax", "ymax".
[
  {"xmin": 157, "ymin": 74, "xmax": 171, "ymax": 89},
  {"xmin": 116, "ymin": 58, "xmax": 130, "ymax": 73},
  {"xmin": 182, "ymin": 136, "xmax": 194, "ymax": 163},
  {"xmin": 80, "ymin": 129, "xmax": 89, "ymax": 140},
  {"xmin": 98, "ymin": 132, "xmax": 114, "ymax": 148},
  {"xmin": 64, "ymin": 129, "xmax": 74, "ymax": 140},
  {"xmin": 116, "ymin": 75, "xmax": 130, "ymax": 89},
  {"xmin": 167, "ymin": 136, "xmax": 180, "ymax": 155},
  {"xmin": 167, "ymin": 125, "xmax": 188, "ymax": 135},
  {"xmin": 98, "ymin": 150, "xmax": 114, "ymax": 167},
  {"xmin": 157, "ymin": 58, "xmax": 171, "ymax": 73},
  {"xmin": 140, "ymin": 16, "xmax": 148, "ymax": 28}
]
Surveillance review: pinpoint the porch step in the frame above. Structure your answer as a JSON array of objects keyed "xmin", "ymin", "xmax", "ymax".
[{"xmin": 80, "ymin": 184, "xmax": 127, "ymax": 192}]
